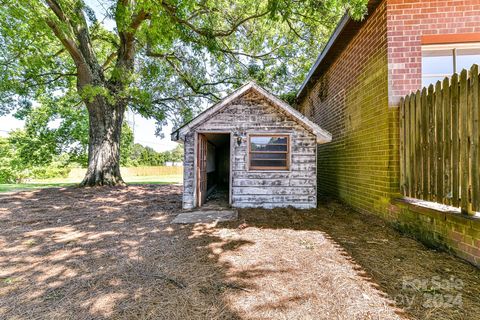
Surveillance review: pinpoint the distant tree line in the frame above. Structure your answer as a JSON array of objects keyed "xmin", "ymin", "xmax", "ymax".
[
  {"xmin": 128, "ymin": 144, "xmax": 183, "ymax": 167},
  {"xmin": 0, "ymin": 125, "xmax": 183, "ymax": 183}
]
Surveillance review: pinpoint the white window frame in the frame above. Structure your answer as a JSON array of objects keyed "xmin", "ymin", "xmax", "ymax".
[{"xmin": 422, "ymin": 42, "xmax": 480, "ymax": 86}]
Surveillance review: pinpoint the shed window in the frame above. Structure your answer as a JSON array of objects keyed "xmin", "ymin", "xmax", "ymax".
[
  {"xmin": 422, "ymin": 43, "xmax": 480, "ymax": 87},
  {"xmin": 249, "ymin": 135, "xmax": 289, "ymax": 170}
]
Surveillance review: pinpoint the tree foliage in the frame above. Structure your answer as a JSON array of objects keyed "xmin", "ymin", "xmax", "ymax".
[
  {"xmin": 6, "ymin": 104, "xmax": 134, "ymax": 168},
  {"xmin": 0, "ymin": 0, "xmax": 368, "ymax": 185},
  {"xmin": 128, "ymin": 143, "xmax": 183, "ymax": 166},
  {"xmin": 1, "ymin": 0, "xmax": 367, "ymax": 129},
  {"xmin": 0, "ymin": 135, "xmax": 71, "ymax": 183}
]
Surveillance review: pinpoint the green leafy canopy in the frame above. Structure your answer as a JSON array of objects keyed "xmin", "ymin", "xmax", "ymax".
[{"xmin": 0, "ymin": 0, "xmax": 368, "ymax": 136}]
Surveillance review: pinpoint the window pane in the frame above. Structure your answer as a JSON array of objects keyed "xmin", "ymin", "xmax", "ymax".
[
  {"xmin": 250, "ymin": 136, "xmax": 287, "ymax": 145},
  {"xmin": 422, "ymin": 49, "xmax": 454, "ymax": 75},
  {"xmin": 251, "ymin": 153, "xmax": 287, "ymax": 160},
  {"xmin": 251, "ymin": 143, "xmax": 288, "ymax": 152},
  {"xmin": 250, "ymin": 136, "xmax": 288, "ymax": 152},
  {"xmin": 456, "ymin": 48, "xmax": 480, "ymax": 72},
  {"xmin": 249, "ymin": 135, "xmax": 289, "ymax": 170},
  {"xmin": 422, "ymin": 76, "xmax": 446, "ymax": 88},
  {"xmin": 250, "ymin": 159, "xmax": 287, "ymax": 168}
]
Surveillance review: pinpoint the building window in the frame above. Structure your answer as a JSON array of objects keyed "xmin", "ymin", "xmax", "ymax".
[
  {"xmin": 422, "ymin": 43, "xmax": 480, "ymax": 87},
  {"xmin": 249, "ymin": 135, "xmax": 289, "ymax": 170}
]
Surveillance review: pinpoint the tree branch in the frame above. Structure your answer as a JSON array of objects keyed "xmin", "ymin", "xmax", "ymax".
[
  {"xmin": 160, "ymin": 2, "xmax": 270, "ymax": 38},
  {"xmin": 44, "ymin": 0, "xmax": 68, "ymax": 24},
  {"xmin": 102, "ymin": 52, "xmax": 117, "ymax": 70},
  {"xmin": 285, "ymin": 18, "xmax": 307, "ymax": 41},
  {"xmin": 145, "ymin": 46, "xmax": 178, "ymax": 60},
  {"xmin": 23, "ymin": 72, "xmax": 77, "ymax": 89},
  {"xmin": 42, "ymin": 0, "xmax": 97, "ymax": 87},
  {"xmin": 115, "ymin": 2, "xmax": 151, "ymax": 73},
  {"xmin": 44, "ymin": 18, "xmax": 84, "ymax": 64},
  {"xmin": 163, "ymin": 57, "xmax": 220, "ymax": 101},
  {"xmin": 216, "ymin": 43, "xmax": 280, "ymax": 60}
]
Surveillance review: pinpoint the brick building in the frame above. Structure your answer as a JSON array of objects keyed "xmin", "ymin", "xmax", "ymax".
[{"xmin": 296, "ymin": 0, "xmax": 480, "ymax": 266}]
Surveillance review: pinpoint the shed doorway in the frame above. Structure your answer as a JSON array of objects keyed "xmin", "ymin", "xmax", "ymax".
[{"xmin": 196, "ymin": 132, "xmax": 231, "ymax": 208}]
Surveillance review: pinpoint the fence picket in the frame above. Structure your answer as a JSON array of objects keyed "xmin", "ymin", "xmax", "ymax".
[
  {"xmin": 409, "ymin": 93, "xmax": 416, "ymax": 197},
  {"xmin": 471, "ymin": 65, "xmax": 479, "ymax": 212},
  {"xmin": 442, "ymin": 77, "xmax": 451, "ymax": 205},
  {"xmin": 428, "ymin": 85, "xmax": 435, "ymax": 201},
  {"xmin": 451, "ymin": 73, "xmax": 460, "ymax": 207},
  {"xmin": 415, "ymin": 90, "xmax": 422, "ymax": 198},
  {"xmin": 435, "ymin": 81, "xmax": 444, "ymax": 203},
  {"xmin": 459, "ymin": 70, "xmax": 469, "ymax": 214},
  {"xmin": 400, "ymin": 97, "xmax": 406, "ymax": 195},
  {"xmin": 421, "ymin": 88, "xmax": 429, "ymax": 200},
  {"xmin": 405, "ymin": 95, "xmax": 411, "ymax": 197}
]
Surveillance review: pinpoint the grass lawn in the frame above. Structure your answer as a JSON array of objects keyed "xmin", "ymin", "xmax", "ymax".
[
  {"xmin": 0, "ymin": 183, "xmax": 74, "ymax": 193},
  {"xmin": 0, "ymin": 174, "xmax": 182, "ymax": 193}
]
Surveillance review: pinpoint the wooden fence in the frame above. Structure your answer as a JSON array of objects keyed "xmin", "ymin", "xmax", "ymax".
[
  {"xmin": 400, "ymin": 64, "xmax": 479, "ymax": 215},
  {"xmin": 68, "ymin": 166, "xmax": 183, "ymax": 179}
]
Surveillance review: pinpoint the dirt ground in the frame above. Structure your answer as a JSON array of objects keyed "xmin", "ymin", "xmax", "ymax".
[{"xmin": 0, "ymin": 185, "xmax": 479, "ymax": 320}]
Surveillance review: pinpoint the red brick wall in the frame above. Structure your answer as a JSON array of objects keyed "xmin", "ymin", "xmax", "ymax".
[
  {"xmin": 298, "ymin": 1, "xmax": 399, "ymax": 216},
  {"xmin": 387, "ymin": 0, "xmax": 480, "ymax": 104}
]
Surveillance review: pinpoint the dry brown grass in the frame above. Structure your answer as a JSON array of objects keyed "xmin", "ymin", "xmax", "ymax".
[{"xmin": 0, "ymin": 185, "xmax": 478, "ymax": 319}]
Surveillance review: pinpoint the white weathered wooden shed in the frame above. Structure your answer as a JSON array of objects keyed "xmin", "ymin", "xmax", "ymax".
[{"xmin": 171, "ymin": 82, "xmax": 332, "ymax": 210}]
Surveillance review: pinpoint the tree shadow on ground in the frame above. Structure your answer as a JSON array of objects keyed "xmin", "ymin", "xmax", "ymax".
[
  {"xmin": 218, "ymin": 197, "xmax": 480, "ymax": 320},
  {"xmin": 3, "ymin": 185, "xmax": 374, "ymax": 319},
  {"xmin": 0, "ymin": 185, "xmax": 251, "ymax": 319},
  {"xmin": 2, "ymin": 185, "xmax": 477, "ymax": 319}
]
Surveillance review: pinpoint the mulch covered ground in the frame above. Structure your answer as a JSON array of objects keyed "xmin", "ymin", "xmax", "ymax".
[{"xmin": 0, "ymin": 185, "xmax": 479, "ymax": 319}]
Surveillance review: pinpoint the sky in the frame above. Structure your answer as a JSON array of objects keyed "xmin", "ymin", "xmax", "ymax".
[{"xmin": 0, "ymin": 0, "xmax": 179, "ymax": 152}]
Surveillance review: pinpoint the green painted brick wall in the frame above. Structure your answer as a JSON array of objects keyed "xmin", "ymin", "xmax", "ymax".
[
  {"xmin": 298, "ymin": 1, "xmax": 400, "ymax": 217},
  {"xmin": 297, "ymin": 0, "xmax": 480, "ymax": 266}
]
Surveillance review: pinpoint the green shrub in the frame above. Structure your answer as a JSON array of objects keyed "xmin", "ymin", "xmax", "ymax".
[
  {"xmin": 0, "ymin": 167, "xmax": 31, "ymax": 183},
  {"xmin": 31, "ymin": 166, "xmax": 71, "ymax": 179},
  {"xmin": 0, "ymin": 167, "xmax": 16, "ymax": 183}
]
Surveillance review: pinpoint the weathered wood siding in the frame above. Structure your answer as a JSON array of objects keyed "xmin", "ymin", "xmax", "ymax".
[{"xmin": 182, "ymin": 89, "xmax": 317, "ymax": 209}]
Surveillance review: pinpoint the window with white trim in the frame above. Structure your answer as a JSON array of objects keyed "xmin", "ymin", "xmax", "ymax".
[{"xmin": 422, "ymin": 42, "xmax": 480, "ymax": 87}]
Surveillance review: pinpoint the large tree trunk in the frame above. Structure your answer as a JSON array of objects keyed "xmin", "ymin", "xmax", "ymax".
[{"xmin": 81, "ymin": 98, "xmax": 126, "ymax": 187}]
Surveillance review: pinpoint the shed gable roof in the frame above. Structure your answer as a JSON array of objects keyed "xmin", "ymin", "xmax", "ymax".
[{"xmin": 171, "ymin": 81, "xmax": 332, "ymax": 144}]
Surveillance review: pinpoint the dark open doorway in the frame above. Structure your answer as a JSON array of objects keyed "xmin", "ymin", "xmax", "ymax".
[{"xmin": 197, "ymin": 132, "xmax": 230, "ymax": 208}]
